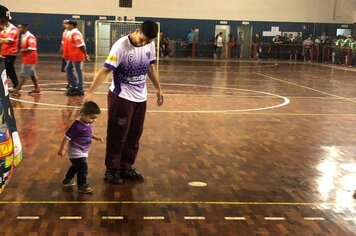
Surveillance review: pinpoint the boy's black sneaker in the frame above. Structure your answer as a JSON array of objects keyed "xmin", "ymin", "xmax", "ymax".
[
  {"xmin": 104, "ymin": 169, "xmax": 123, "ymax": 184},
  {"xmin": 65, "ymin": 87, "xmax": 75, "ymax": 96},
  {"xmin": 73, "ymin": 89, "xmax": 84, "ymax": 96},
  {"xmin": 120, "ymin": 168, "xmax": 144, "ymax": 181}
]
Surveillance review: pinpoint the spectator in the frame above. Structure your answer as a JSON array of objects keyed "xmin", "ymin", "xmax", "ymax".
[
  {"xmin": 303, "ymin": 36, "xmax": 313, "ymax": 62},
  {"xmin": 12, "ymin": 23, "xmax": 42, "ymax": 96},
  {"xmin": 0, "ymin": 9, "xmax": 19, "ymax": 89},
  {"xmin": 351, "ymin": 39, "xmax": 356, "ymax": 67},
  {"xmin": 271, "ymin": 35, "xmax": 282, "ymax": 59},
  {"xmin": 252, "ymin": 33, "xmax": 262, "ymax": 59},
  {"xmin": 59, "ymin": 19, "xmax": 69, "ymax": 73},
  {"xmin": 228, "ymin": 33, "xmax": 236, "ymax": 58},
  {"xmin": 159, "ymin": 31, "xmax": 170, "ymax": 57},
  {"xmin": 186, "ymin": 28, "xmax": 195, "ymax": 57},
  {"xmin": 64, "ymin": 20, "xmax": 90, "ymax": 96},
  {"xmin": 236, "ymin": 31, "xmax": 243, "ymax": 59},
  {"xmin": 215, "ymin": 32, "xmax": 223, "ymax": 59}
]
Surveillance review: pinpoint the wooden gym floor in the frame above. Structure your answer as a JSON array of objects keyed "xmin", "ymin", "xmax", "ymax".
[{"xmin": 0, "ymin": 57, "xmax": 356, "ymax": 235}]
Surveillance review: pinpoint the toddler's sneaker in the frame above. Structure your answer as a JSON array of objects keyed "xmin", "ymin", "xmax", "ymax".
[
  {"xmin": 62, "ymin": 178, "xmax": 76, "ymax": 187},
  {"xmin": 78, "ymin": 185, "xmax": 93, "ymax": 194}
]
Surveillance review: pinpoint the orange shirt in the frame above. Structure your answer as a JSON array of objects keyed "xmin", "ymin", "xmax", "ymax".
[
  {"xmin": 66, "ymin": 28, "xmax": 85, "ymax": 62},
  {"xmin": 1, "ymin": 23, "xmax": 19, "ymax": 56},
  {"xmin": 20, "ymin": 31, "xmax": 38, "ymax": 64}
]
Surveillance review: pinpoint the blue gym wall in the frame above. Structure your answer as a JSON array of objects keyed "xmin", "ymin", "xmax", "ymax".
[
  {"xmin": 137, "ymin": 17, "xmax": 348, "ymax": 43},
  {"xmin": 11, "ymin": 12, "xmax": 115, "ymax": 54},
  {"xmin": 10, "ymin": 13, "xmax": 352, "ymax": 55}
]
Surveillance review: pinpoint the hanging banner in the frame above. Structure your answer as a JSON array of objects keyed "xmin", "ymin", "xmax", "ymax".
[{"xmin": 0, "ymin": 58, "xmax": 22, "ymax": 194}]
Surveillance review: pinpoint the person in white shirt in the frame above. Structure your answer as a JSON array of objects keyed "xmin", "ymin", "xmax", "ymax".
[
  {"xmin": 215, "ymin": 32, "xmax": 224, "ymax": 59},
  {"xmin": 84, "ymin": 21, "xmax": 164, "ymax": 184}
]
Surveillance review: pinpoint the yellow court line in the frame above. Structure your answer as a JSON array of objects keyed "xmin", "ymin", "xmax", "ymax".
[
  {"xmin": 255, "ymin": 72, "xmax": 356, "ymax": 103},
  {"xmin": 0, "ymin": 201, "xmax": 354, "ymax": 206}
]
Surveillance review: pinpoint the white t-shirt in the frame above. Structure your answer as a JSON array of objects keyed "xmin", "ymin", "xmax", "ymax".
[
  {"xmin": 104, "ymin": 35, "xmax": 156, "ymax": 102},
  {"xmin": 216, "ymin": 35, "xmax": 223, "ymax": 47}
]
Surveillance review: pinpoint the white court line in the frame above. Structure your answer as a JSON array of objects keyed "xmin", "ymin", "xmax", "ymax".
[
  {"xmin": 38, "ymin": 60, "xmax": 279, "ymax": 68},
  {"xmin": 16, "ymin": 216, "xmax": 39, "ymax": 220},
  {"xmin": 303, "ymin": 217, "xmax": 325, "ymax": 221},
  {"xmin": 13, "ymin": 82, "xmax": 290, "ymax": 113},
  {"xmin": 184, "ymin": 216, "xmax": 206, "ymax": 220},
  {"xmin": 224, "ymin": 217, "xmax": 246, "ymax": 220},
  {"xmin": 101, "ymin": 216, "xmax": 124, "ymax": 220},
  {"xmin": 344, "ymin": 217, "xmax": 356, "ymax": 221},
  {"xmin": 143, "ymin": 216, "xmax": 165, "ymax": 220},
  {"xmin": 265, "ymin": 217, "xmax": 286, "ymax": 220},
  {"xmin": 60, "ymin": 216, "xmax": 82, "ymax": 220}
]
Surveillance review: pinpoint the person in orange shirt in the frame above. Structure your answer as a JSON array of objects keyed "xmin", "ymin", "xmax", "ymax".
[
  {"xmin": 59, "ymin": 19, "xmax": 69, "ymax": 73},
  {"xmin": 0, "ymin": 8, "xmax": 19, "ymax": 89},
  {"xmin": 65, "ymin": 20, "xmax": 89, "ymax": 96},
  {"xmin": 12, "ymin": 23, "xmax": 41, "ymax": 96}
]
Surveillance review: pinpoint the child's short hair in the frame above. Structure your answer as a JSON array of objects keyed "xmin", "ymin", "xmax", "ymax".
[{"xmin": 80, "ymin": 101, "xmax": 101, "ymax": 115}]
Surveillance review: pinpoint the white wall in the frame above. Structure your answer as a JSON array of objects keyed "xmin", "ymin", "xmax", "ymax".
[{"xmin": 1, "ymin": 0, "xmax": 355, "ymax": 23}]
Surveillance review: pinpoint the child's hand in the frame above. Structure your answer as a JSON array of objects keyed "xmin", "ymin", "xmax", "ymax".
[
  {"xmin": 58, "ymin": 149, "xmax": 65, "ymax": 157},
  {"xmin": 94, "ymin": 136, "xmax": 103, "ymax": 142}
]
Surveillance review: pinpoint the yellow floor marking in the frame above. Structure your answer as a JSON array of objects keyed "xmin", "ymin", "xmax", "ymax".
[
  {"xmin": 16, "ymin": 216, "xmax": 39, "ymax": 220},
  {"xmin": 0, "ymin": 201, "xmax": 345, "ymax": 205},
  {"xmin": 101, "ymin": 216, "xmax": 124, "ymax": 220},
  {"xmin": 184, "ymin": 216, "xmax": 205, "ymax": 220},
  {"xmin": 143, "ymin": 216, "xmax": 165, "ymax": 220},
  {"xmin": 224, "ymin": 217, "xmax": 246, "ymax": 220},
  {"xmin": 265, "ymin": 217, "xmax": 286, "ymax": 220},
  {"xmin": 59, "ymin": 216, "xmax": 82, "ymax": 220}
]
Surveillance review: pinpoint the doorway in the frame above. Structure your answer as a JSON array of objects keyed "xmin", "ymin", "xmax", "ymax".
[
  {"xmin": 237, "ymin": 25, "xmax": 253, "ymax": 59},
  {"xmin": 75, "ymin": 19, "xmax": 85, "ymax": 37},
  {"xmin": 336, "ymin": 28, "xmax": 351, "ymax": 37},
  {"xmin": 214, "ymin": 25, "xmax": 231, "ymax": 58}
]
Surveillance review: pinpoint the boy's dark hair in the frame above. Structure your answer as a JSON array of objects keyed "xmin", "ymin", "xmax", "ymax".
[
  {"xmin": 0, "ymin": 5, "xmax": 11, "ymax": 23},
  {"xmin": 18, "ymin": 23, "xmax": 29, "ymax": 28},
  {"xmin": 141, "ymin": 21, "xmax": 158, "ymax": 39},
  {"xmin": 81, "ymin": 101, "xmax": 101, "ymax": 115},
  {"xmin": 67, "ymin": 20, "xmax": 77, "ymax": 27}
]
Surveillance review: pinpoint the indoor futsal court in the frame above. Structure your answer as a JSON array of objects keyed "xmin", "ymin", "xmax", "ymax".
[{"xmin": 1, "ymin": 0, "xmax": 356, "ymax": 235}]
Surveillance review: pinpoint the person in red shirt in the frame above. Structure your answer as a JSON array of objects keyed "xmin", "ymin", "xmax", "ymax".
[
  {"xmin": 0, "ymin": 8, "xmax": 19, "ymax": 89},
  {"xmin": 59, "ymin": 19, "xmax": 69, "ymax": 73},
  {"xmin": 12, "ymin": 23, "xmax": 41, "ymax": 96},
  {"xmin": 65, "ymin": 20, "xmax": 89, "ymax": 96}
]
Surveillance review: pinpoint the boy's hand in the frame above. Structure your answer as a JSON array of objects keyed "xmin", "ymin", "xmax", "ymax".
[
  {"xmin": 156, "ymin": 90, "xmax": 164, "ymax": 107},
  {"xmin": 58, "ymin": 149, "xmax": 65, "ymax": 157}
]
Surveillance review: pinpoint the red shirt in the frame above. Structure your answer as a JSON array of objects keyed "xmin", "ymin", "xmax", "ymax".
[
  {"xmin": 66, "ymin": 28, "xmax": 85, "ymax": 62},
  {"xmin": 20, "ymin": 31, "xmax": 38, "ymax": 64},
  {"xmin": 1, "ymin": 23, "xmax": 19, "ymax": 56}
]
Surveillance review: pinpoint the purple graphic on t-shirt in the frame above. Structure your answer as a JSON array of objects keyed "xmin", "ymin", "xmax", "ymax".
[{"xmin": 65, "ymin": 120, "xmax": 92, "ymax": 158}]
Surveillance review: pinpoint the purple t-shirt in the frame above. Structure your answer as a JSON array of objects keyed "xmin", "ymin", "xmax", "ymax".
[{"xmin": 65, "ymin": 120, "xmax": 92, "ymax": 159}]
